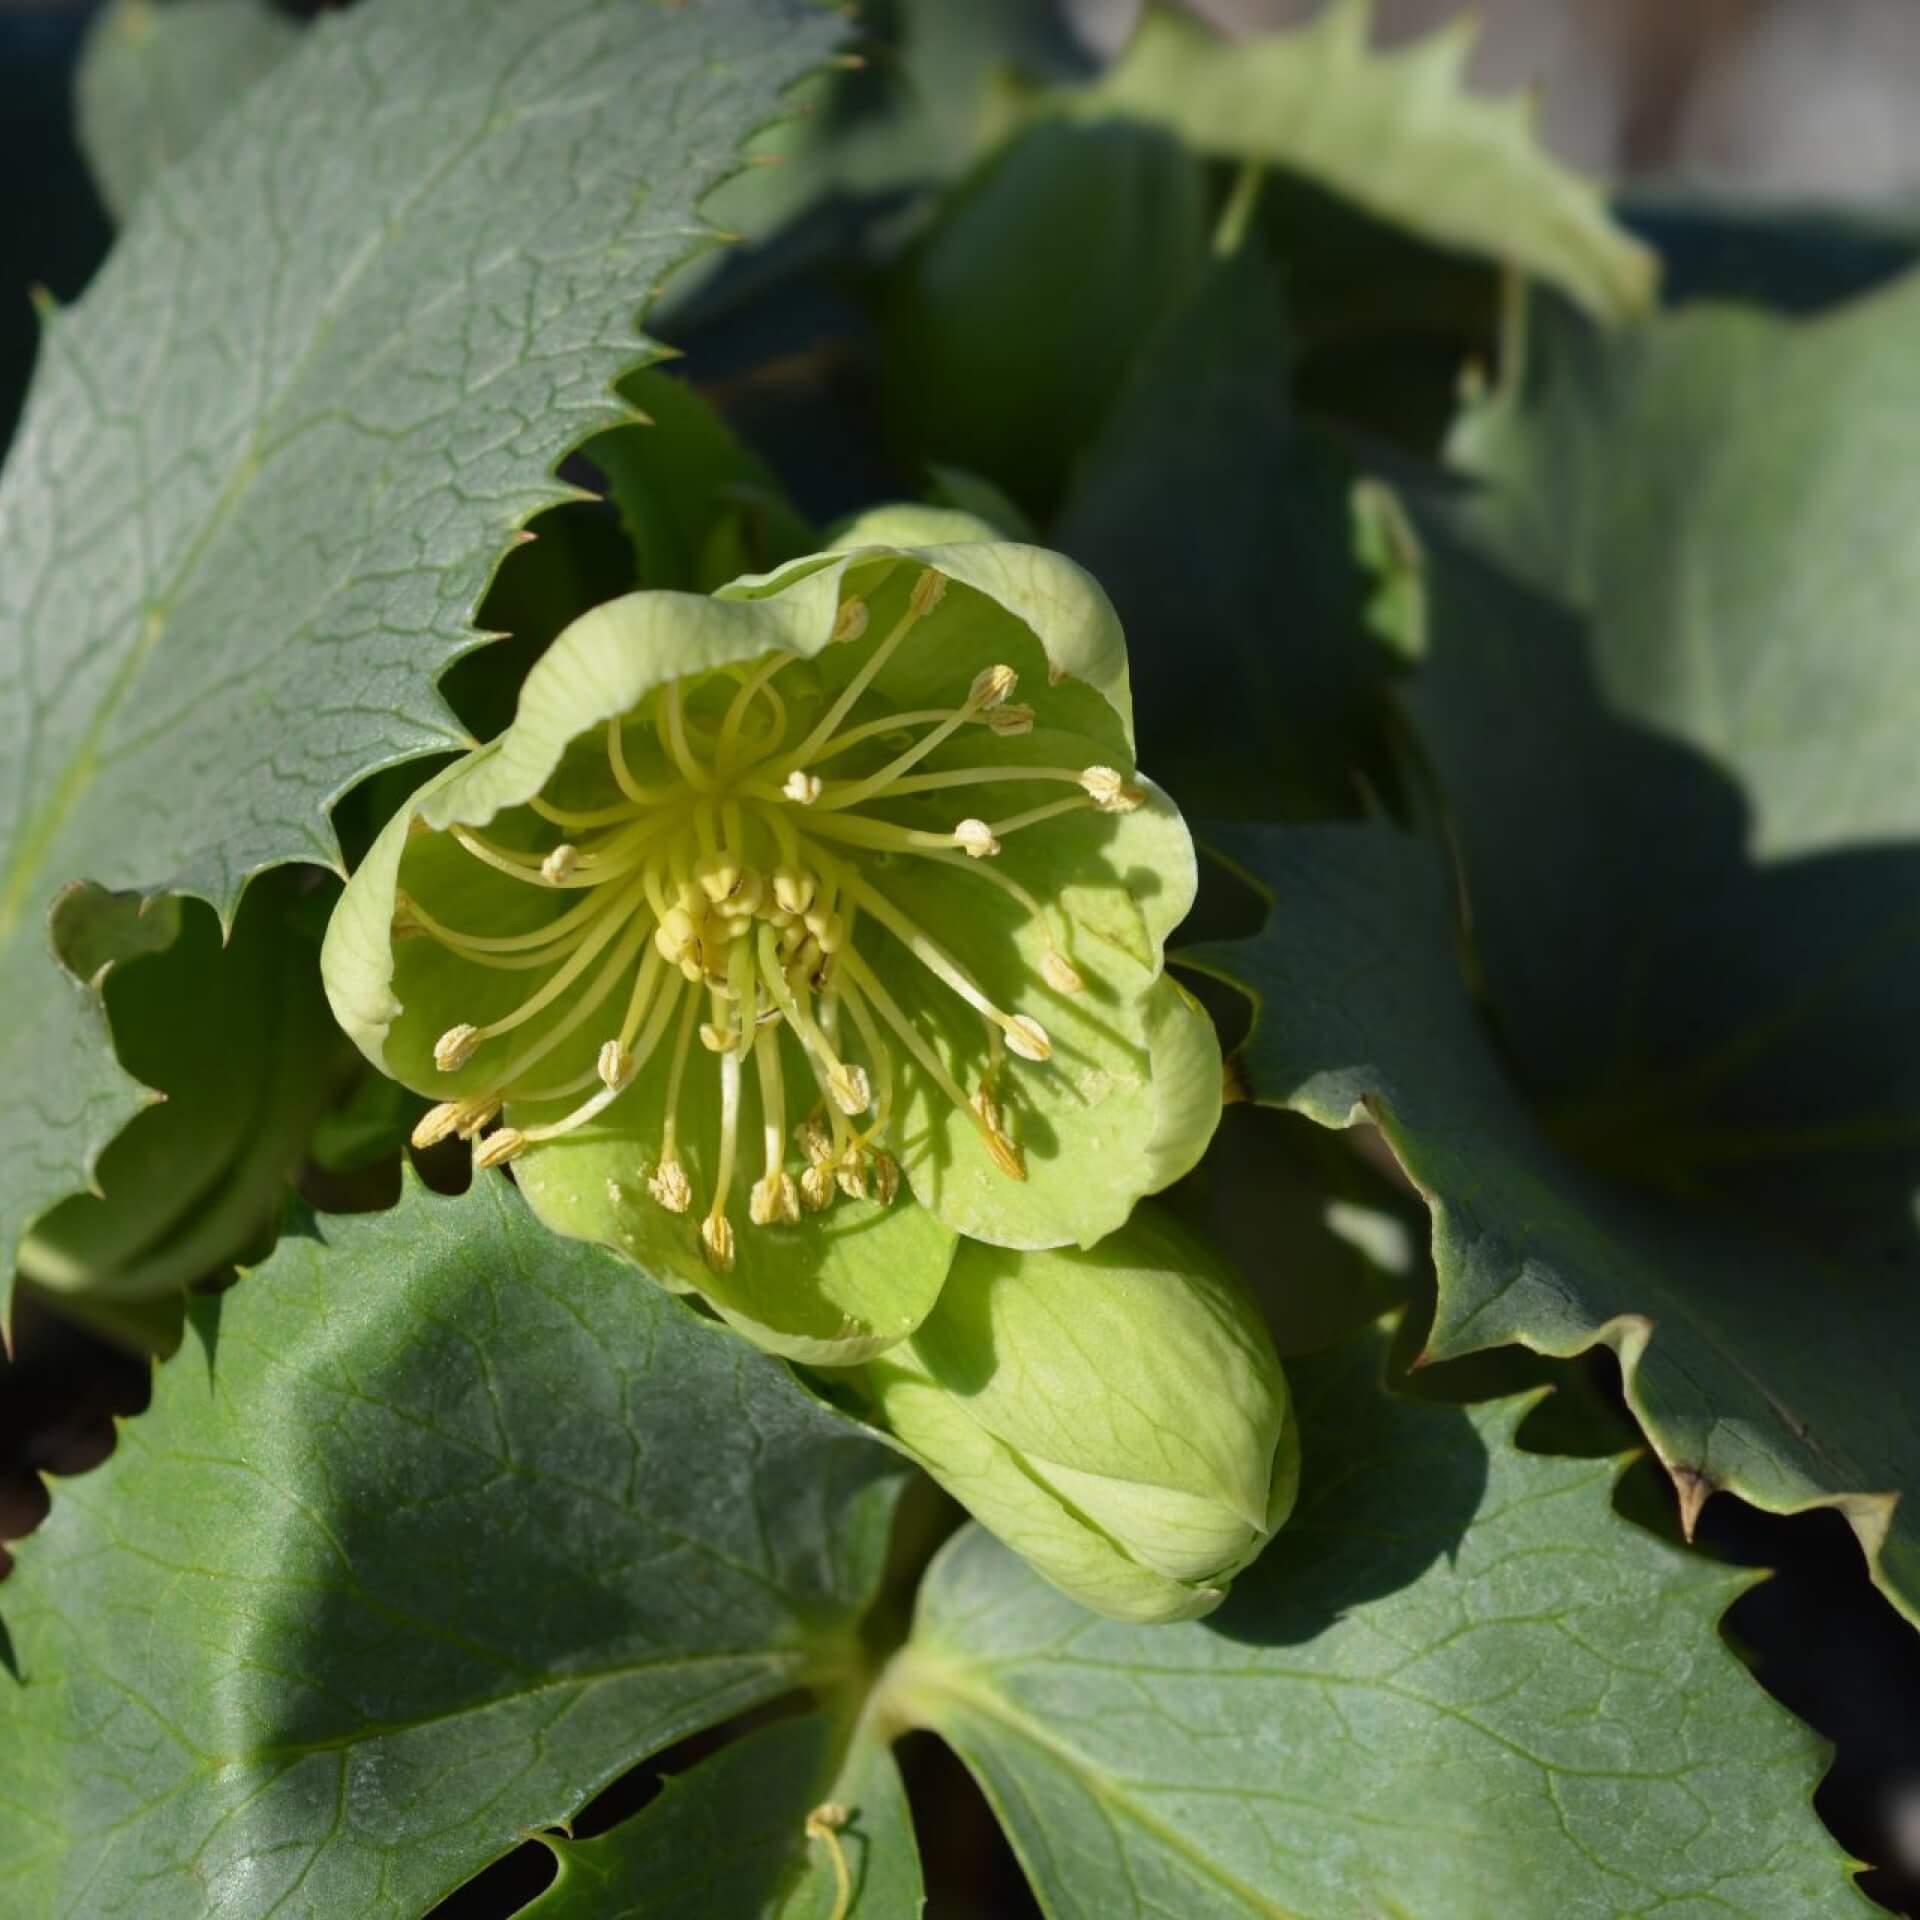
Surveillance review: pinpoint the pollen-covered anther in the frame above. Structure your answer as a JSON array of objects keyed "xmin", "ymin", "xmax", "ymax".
[
  {"xmin": 783, "ymin": 770, "xmax": 822, "ymax": 806},
  {"xmin": 985, "ymin": 704, "xmax": 1035, "ymax": 736},
  {"xmin": 648, "ymin": 1156, "xmax": 692, "ymax": 1214},
  {"xmin": 473, "ymin": 1127, "xmax": 527, "ymax": 1170},
  {"xmin": 832, "ymin": 597, "xmax": 869, "ymax": 642},
  {"xmin": 796, "ymin": 1117, "xmax": 834, "ymax": 1167},
  {"xmin": 871, "ymin": 1152, "xmax": 900, "ymax": 1206},
  {"xmin": 1005, "ymin": 1015, "xmax": 1051, "ymax": 1062},
  {"xmin": 700, "ymin": 1212, "xmax": 736, "ymax": 1273},
  {"xmin": 598, "ymin": 1040, "xmax": 634, "ymax": 1090},
  {"xmin": 955, "ymin": 818, "xmax": 1001, "ymax": 859},
  {"xmin": 749, "ymin": 1171, "xmax": 801, "ymax": 1227},
  {"xmin": 1041, "ymin": 951, "xmax": 1085, "ymax": 995},
  {"xmin": 969, "ymin": 663, "xmax": 1018, "ymax": 709},
  {"xmin": 799, "ymin": 1163, "xmax": 834, "ymax": 1211},
  {"xmin": 909, "ymin": 568, "xmax": 948, "ymax": 617},
  {"xmin": 434, "ymin": 1023, "xmax": 481, "ymax": 1072},
  {"xmin": 1080, "ymin": 765, "xmax": 1145, "ymax": 813},
  {"xmin": 836, "ymin": 1145, "xmax": 870, "ymax": 1200},
  {"xmin": 829, "ymin": 1061, "xmax": 872, "ymax": 1116},
  {"xmin": 540, "ymin": 843, "xmax": 578, "ymax": 884},
  {"xmin": 411, "ymin": 1101, "xmax": 464, "ymax": 1149},
  {"xmin": 972, "ymin": 1084, "xmax": 1004, "ymax": 1135}
]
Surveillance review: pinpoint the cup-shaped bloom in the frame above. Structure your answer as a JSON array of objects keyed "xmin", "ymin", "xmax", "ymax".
[
  {"xmin": 864, "ymin": 1203, "xmax": 1297, "ymax": 1623},
  {"xmin": 322, "ymin": 509, "xmax": 1221, "ymax": 1363}
]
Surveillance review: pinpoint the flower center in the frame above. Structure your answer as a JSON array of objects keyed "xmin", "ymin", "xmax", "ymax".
[{"xmin": 406, "ymin": 569, "xmax": 1143, "ymax": 1274}]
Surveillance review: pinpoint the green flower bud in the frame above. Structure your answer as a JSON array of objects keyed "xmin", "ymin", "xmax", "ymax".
[
  {"xmin": 322, "ymin": 510, "xmax": 1222, "ymax": 1365},
  {"xmin": 864, "ymin": 1204, "xmax": 1298, "ymax": 1623}
]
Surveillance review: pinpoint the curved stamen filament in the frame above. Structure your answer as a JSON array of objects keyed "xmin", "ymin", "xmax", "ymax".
[
  {"xmin": 823, "ymin": 764, "xmax": 1096, "ymax": 805},
  {"xmin": 717, "ymin": 653, "xmax": 795, "ymax": 772},
  {"xmin": 401, "ymin": 884, "xmax": 618, "ymax": 956},
  {"xmin": 812, "ymin": 680, "xmax": 1008, "ymax": 813},
  {"xmin": 785, "ymin": 570, "xmax": 946, "ymax": 767},
  {"xmin": 662, "ymin": 680, "xmax": 716, "ymax": 791},
  {"xmin": 529, "ymin": 792, "xmax": 647, "ymax": 831},
  {"xmin": 836, "ymin": 867, "xmax": 1044, "ymax": 1058},
  {"xmin": 461, "ymin": 883, "xmax": 646, "ymax": 1047},
  {"xmin": 478, "ymin": 909, "xmax": 657, "ymax": 1095},
  {"xmin": 836, "ymin": 970, "xmax": 895, "ymax": 1139},
  {"xmin": 607, "ymin": 717, "xmax": 681, "ymax": 807},
  {"xmin": 914, "ymin": 848, "xmax": 1081, "ymax": 987},
  {"xmin": 832, "ymin": 945, "xmax": 1024, "ymax": 1179}
]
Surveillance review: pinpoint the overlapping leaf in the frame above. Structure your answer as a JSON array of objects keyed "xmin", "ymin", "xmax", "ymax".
[
  {"xmin": 526, "ymin": 1712, "xmax": 919, "ymax": 1918},
  {"xmin": 0, "ymin": 0, "xmax": 846, "ymax": 1278},
  {"xmin": 0, "ymin": 1174, "xmax": 904, "ymax": 1916},
  {"xmin": 76, "ymin": 0, "xmax": 301, "ymax": 222},
  {"xmin": 887, "ymin": 1321, "xmax": 1867, "ymax": 1918},
  {"xmin": 1063, "ymin": 0, "xmax": 1657, "ymax": 324}
]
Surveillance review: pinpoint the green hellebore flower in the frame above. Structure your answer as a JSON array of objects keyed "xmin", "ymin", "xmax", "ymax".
[
  {"xmin": 322, "ymin": 509, "xmax": 1221, "ymax": 1363},
  {"xmin": 864, "ymin": 1203, "xmax": 1298, "ymax": 1624}
]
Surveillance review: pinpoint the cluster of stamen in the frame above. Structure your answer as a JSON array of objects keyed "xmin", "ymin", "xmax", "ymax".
[{"xmin": 405, "ymin": 570, "xmax": 1144, "ymax": 1274}]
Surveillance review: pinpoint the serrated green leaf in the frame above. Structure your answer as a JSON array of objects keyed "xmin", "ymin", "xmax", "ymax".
[
  {"xmin": 885, "ymin": 1320, "xmax": 1867, "ymax": 1919},
  {"xmin": 0, "ymin": 1174, "xmax": 904, "ymax": 1916},
  {"xmin": 1184, "ymin": 822, "xmax": 1920, "ymax": 1634},
  {"xmin": 76, "ymin": 0, "xmax": 302, "ymax": 223},
  {"xmin": 526, "ymin": 1711, "xmax": 921, "ymax": 1919},
  {"xmin": 1068, "ymin": 0, "xmax": 1656, "ymax": 325},
  {"xmin": 0, "ymin": 0, "xmax": 847, "ymax": 1276}
]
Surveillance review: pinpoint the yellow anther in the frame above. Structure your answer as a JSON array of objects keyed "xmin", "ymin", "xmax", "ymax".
[
  {"xmin": 1005, "ymin": 1014, "xmax": 1051, "ymax": 1062},
  {"xmin": 454, "ymin": 1096, "xmax": 501, "ymax": 1139},
  {"xmin": 434, "ymin": 1023, "xmax": 481, "ymax": 1072},
  {"xmin": 908, "ymin": 568, "xmax": 947, "ymax": 617},
  {"xmin": 772, "ymin": 866, "xmax": 816, "ymax": 916},
  {"xmin": 836, "ymin": 1145, "xmax": 870, "ymax": 1200},
  {"xmin": 699, "ymin": 1021, "xmax": 739, "ymax": 1053},
  {"xmin": 985, "ymin": 704, "xmax": 1035, "ymax": 736},
  {"xmin": 805, "ymin": 909, "xmax": 846, "ymax": 953},
  {"xmin": 799, "ymin": 1163, "xmax": 835, "ymax": 1212},
  {"xmin": 832, "ymin": 597, "xmax": 869, "ymax": 642},
  {"xmin": 796, "ymin": 1117, "xmax": 834, "ymax": 1167},
  {"xmin": 955, "ymin": 818, "xmax": 1000, "ymax": 859},
  {"xmin": 969, "ymin": 663, "xmax": 1018, "ymax": 709},
  {"xmin": 698, "ymin": 858, "xmax": 742, "ymax": 904},
  {"xmin": 648, "ymin": 1156, "xmax": 692, "ymax": 1214},
  {"xmin": 411, "ymin": 1101, "xmax": 464, "ymax": 1149},
  {"xmin": 701, "ymin": 1212, "xmax": 736, "ymax": 1273},
  {"xmin": 598, "ymin": 1039, "xmax": 633, "ymax": 1090},
  {"xmin": 972, "ymin": 1083, "xmax": 1004, "ymax": 1135},
  {"xmin": 871, "ymin": 1152, "xmax": 900, "ymax": 1206},
  {"xmin": 1080, "ymin": 765, "xmax": 1145, "ymax": 812},
  {"xmin": 1041, "ymin": 951, "xmax": 1085, "ymax": 995},
  {"xmin": 473, "ymin": 1127, "xmax": 527, "ymax": 1170},
  {"xmin": 540, "ymin": 843, "xmax": 579, "ymax": 885},
  {"xmin": 749, "ymin": 1171, "xmax": 801, "ymax": 1227},
  {"xmin": 720, "ymin": 868, "xmax": 764, "ymax": 918},
  {"xmin": 829, "ymin": 1061, "xmax": 872, "ymax": 1116},
  {"xmin": 783, "ymin": 770, "xmax": 823, "ymax": 805}
]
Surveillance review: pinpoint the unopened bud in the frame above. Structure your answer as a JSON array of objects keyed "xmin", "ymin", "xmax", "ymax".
[{"xmin": 863, "ymin": 1208, "xmax": 1296, "ymax": 1624}]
